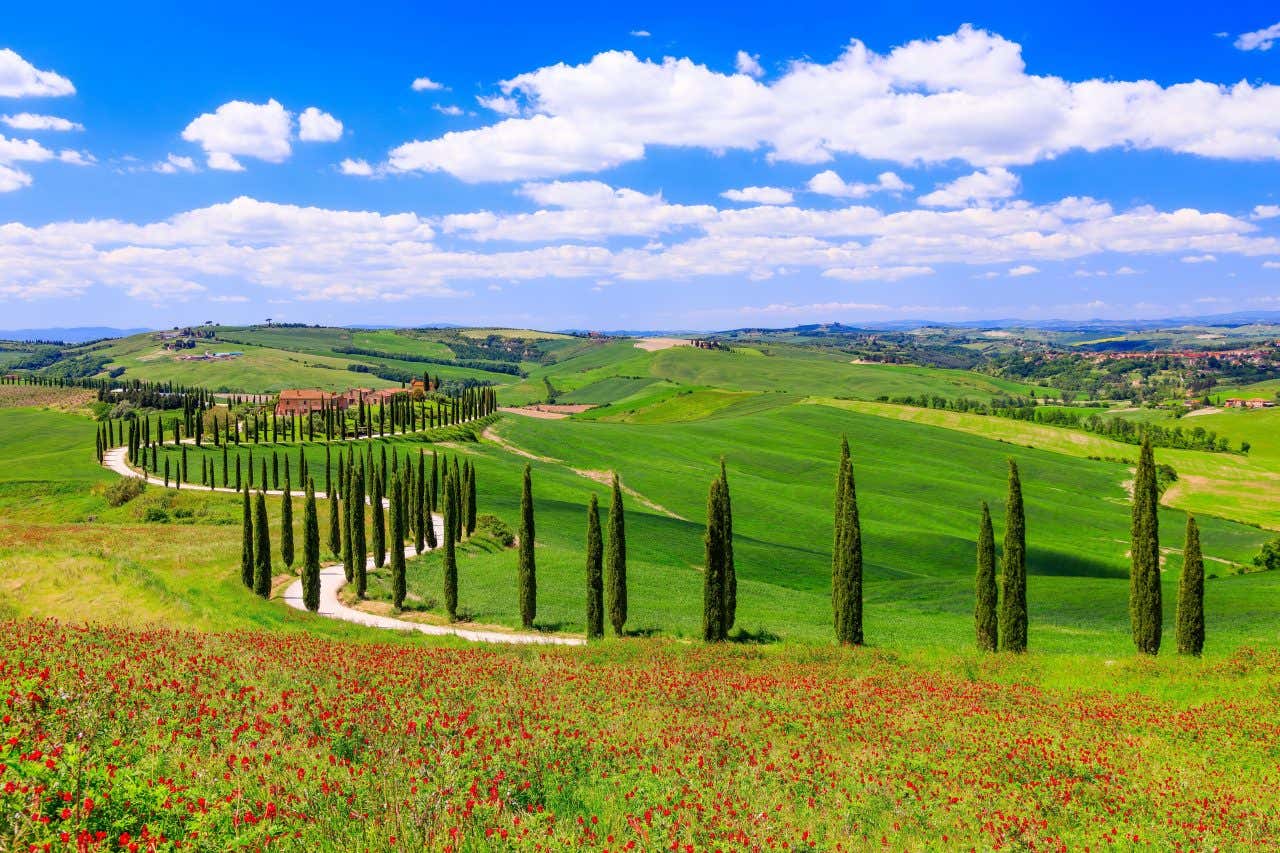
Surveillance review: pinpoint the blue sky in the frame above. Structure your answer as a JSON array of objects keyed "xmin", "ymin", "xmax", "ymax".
[{"xmin": 2, "ymin": 0, "xmax": 1280, "ymax": 330}]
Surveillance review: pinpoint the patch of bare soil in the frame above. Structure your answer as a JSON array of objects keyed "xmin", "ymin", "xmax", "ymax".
[{"xmin": 634, "ymin": 337, "xmax": 690, "ymax": 352}]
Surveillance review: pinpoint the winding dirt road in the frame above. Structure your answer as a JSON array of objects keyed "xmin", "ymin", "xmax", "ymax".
[{"xmin": 101, "ymin": 446, "xmax": 584, "ymax": 646}]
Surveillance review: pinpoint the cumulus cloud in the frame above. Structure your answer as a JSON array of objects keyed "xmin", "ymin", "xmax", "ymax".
[
  {"xmin": 918, "ymin": 167, "xmax": 1019, "ymax": 208},
  {"xmin": 1181, "ymin": 254, "xmax": 1217, "ymax": 263},
  {"xmin": 1, "ymin": 191, "xmax": 1278, "ymax": 302},
  {"xmin": 298, "ymin": 107, "xmax": 343, "ymax": 142},
  {"xmin": 385, "ymin": 25, "xmax": 1280, "ymax": 183},
  {"xmin": 183, "ymin": 99, "xmax": 293, "ymax": 170},
  {"xmin": 0, "ymin": 163, "xmax": 32, "ymax": 192},
  {"xmin": 1235, "ymin": 22, "xmax": 1280, "ymax": 51},
  {"xmin": 1007, "ymin": 264, "xmax": 1039, "ymax": 276},
  {"xmin": 477, "ymin": 95, "xmax": 521, "ymax": 116},
  {"xmin": 0, "ymin": 48, "xmax": 74, "ymax": 98},
  {"xmin": 411, "ymin": 76, "xmax": 446, "ymax": 91},
  {"xmin": 434, "ymin": 104, "xmax": 464, "ymax": 116},
  {"xmin": 339, "ymin": 158, "xmax": 374, "ymax": 176},
  {"xmin": 1253, "ymin": 204, "xmax": 1280, "ymax": 219},
  {"xmin": 807, "ymin": 170, "xmax": 910, "ymax": 198},
  {"xmin": 721, "ymin": 186, "xmax": 793, "ymax": 205},
  {"xmin": 630, "ymin": 30, "xmax": 651, "ymax": 38},
  {"xmin": 154, "ymin": 154, "xmax": 198, "ymax": 174},
  {"xmin": 1, "ymin": 113, "xmax": 82, "ymax": 132},
  {"xmin": 735, "ymin": 51, "xmax": 764, "ymax": 78}
]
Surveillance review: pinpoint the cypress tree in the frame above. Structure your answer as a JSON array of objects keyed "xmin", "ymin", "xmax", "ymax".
[
  {"xmin": 460, "ymin": 459, "xmax": 472, "ymax": 537},
  {"xmin": 1175, "ymin": 515, "xmax": 1204, "ymax": 656},
  {"xmin": 465, "ymin": 460, "xmax": 477, "ymax": 537},
  {"xmin": 302, "ymin": 479, "xmax": 321, "ymax": 612},
  {"xmin": 606, "ymin": 473, "xmax": 627, "ymax": 636},
  {"xmin": 253, "ymin": 491, "xmax": 271, "ymax": 598},
  {"xmin": 431, "ymin": 450, "xmax": 439, "ymax": 506},
  {"xmin": 702, "ymin": 476, "xmax": 727, "ymax": 642},
  {"xmin": 280, "ymin": 476, "xmax": 294, "ymax": 569},
  {"xmin": 517, "ymin": 463, "xmax": 536, "ymax": 629},
  {"xmin": 353, "ymin": 466, "xmax": 367, "ymax": 598},
  {"xmin": 415, "ymin": 451, "xmax": 428, "ymax": 553},
  {"xmin": 328, "ymin": 487, "xmax": 342, "ymax": 559},
  {"xmin": 450, "ymin": 457, "xmax": 462, "ymax": 542},
  {"xmin": 341, "ymin": 462, "xmax": 354, "ymax": 583},
  {"xmin": 371, "ymin": 470, "xmax": 386, "ymax": 568},
  {"xmin": 585, "ymin": 493, "xmax": 604, "ymax": 640},
  {"xmin": 240, "ymin": 488, "xmax": 254, "ymax": 589},
  {"xmin": 999, "ymin": 460, "xmax": 1028, "ymax": 653},
  {"xmin": 975, "ymin": 500, "xmax": 998, "ymax": 652},
  {"xmin": 831, "ymin": 439, "xmax": 864, "ymax": 646},
  {"xmin": 719, "ymin": 458, "xmax": 736, "ymax": 631},
  {"xmin": 390, "ymin": 474, "xmax": 406, "ymax": 609},
  {"xmin": 1130, "ymin": 436, "xmax": 1162, "ymax": 655},
  {"xmin": 443, "ymin": 471, "xmax": 458, "ymax": 621}
]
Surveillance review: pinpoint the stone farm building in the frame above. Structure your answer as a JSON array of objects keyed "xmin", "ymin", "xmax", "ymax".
[{"xmin": 274, "ymin": 380, "xmax": 427, "ymax": 417}]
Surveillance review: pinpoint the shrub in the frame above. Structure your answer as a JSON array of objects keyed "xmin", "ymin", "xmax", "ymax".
[
  {"xmin": 102, "ymin": 477, "xmax": 146, "ymax": 507},
  {"xmin": 475, "ymin": 513, "xmax": 514, "ymax": 547},
  {"xmin": 1254, "ymin": 538, "xmax": 1280, "ymax": 572},
  {"xmin": 143, "ymin": 506, "xmax": 170, "ymax": 523}
]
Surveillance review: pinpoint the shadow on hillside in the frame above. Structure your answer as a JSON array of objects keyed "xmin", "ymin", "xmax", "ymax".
[
  {"xmin": 728, "ymin": 626, "xmax": 781, "ymax": 645},
  {"xmin": 1027, "ymin": 546, "xmax": 1128, "ymax": 579}
]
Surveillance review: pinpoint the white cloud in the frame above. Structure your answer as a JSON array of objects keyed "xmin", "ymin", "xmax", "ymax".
[
  {"xmin": 1180, "ymin": 254, "xmax": 1217, "ymax": 263},
  {"xmin": 57, "ymin": 149, "xmax": 94, "ymax": 166},
  {"xmin": 1264, "ymin": 261, "xmax": 1280, "ymax": 269},
  {"xmin": 1235, "ymin": 22, "xmax": 1280, "ymax": 51},
  {"xmin": 154, "ymin": 154, "xmax": 198, "ymax": 174},
  {"xmin": 807, "ymin": 170, "xmax": 910, "ymax": 199},
  {"xmin": 0, "ymin": 163, "xmax": 32, "ymax": 192},
  {"xmin": 434, "ymin": 104, "xmax": 464, "ymax": 116},
  {"xmin": 182, "ymin": 99, "xmax": 293, "ymax": 170},
  {"xmin": 477, "ymin": 95, "xmax": 521, "ymax": 116},
  {"xmin": 721, "ymin": 186, "xmax": 793, "ymax": 205},
  {"xmin": 411, "ymin": 76, "xmax": 446, "ymax": 92},
  {"xmin": 298, "ymin": 107, "xmax": 343, "ymax": 142},
  {"xmin": 1253, "ymin": 204, "xmax": 1280, "ymax": 220},
  {"xmin": 823, "ymin": 265, "xmax": 934, "ymax": 282},
  {"xmin": 0, "ymin": 49, "xmax": 74, "ymax": 98},
  {"xmin": 630, "ymin": 30, "xmax": 651, "ymax": 38},
  {"xmin": 918, "ymin": 167, "xmax": 1019, "ymax": 208},
  {"xmin": 339, "ymin": 158, "xmax": 374, "ymax": 176},
  {"xmin": 1007, "ymin": 264, "xmax": 1039, "ymax": 276},
  {"xmin": 1, "ymin": 113, "xmax": 82, "ymax": 132},
  {"xmin": 385, "ymin": 26, "xmax": 1280, "ymax": 183},
  {"xmin": 735, "ymin": 51, "xmax": 764, "ymax": 78}
]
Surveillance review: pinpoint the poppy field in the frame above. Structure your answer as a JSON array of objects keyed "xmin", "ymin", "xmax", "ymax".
[{"xmin": 4, "ymin": 619, "xmax": 1279, "ymax": 852}]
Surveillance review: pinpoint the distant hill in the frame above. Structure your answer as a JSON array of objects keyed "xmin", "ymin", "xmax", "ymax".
[{"xmin": 0, "ymin": 327, "xmax": 148, "ymax": 344}]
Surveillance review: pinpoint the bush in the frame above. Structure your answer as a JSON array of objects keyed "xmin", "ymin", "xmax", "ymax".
[
  {"xmin": 101, "ymin": 477, "xmax": 146, "ymax": 507},
  {"xmin": 1254, "ymin": 538, "xmax": 1280, "ymax": 572},
  {"xmin": 476, "ymin": 514, "xmax": 514, "ymax": 547},
  {"xmin": 143, "ymin": 507, "xmax": 170, "ymax": 523}
]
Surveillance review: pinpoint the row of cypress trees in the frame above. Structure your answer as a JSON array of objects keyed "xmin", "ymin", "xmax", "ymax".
[{"xmin": 972, "ymin": 438, "xmax": 1206, "ymax": 656}]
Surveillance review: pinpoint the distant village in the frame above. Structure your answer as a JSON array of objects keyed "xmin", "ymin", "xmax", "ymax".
[{"xmin": 274, "ymin": 379, "xmax": 431, "ymax": 417}]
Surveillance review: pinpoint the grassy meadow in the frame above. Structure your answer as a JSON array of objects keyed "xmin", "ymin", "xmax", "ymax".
[{"xmin": 3, "ymin": 332, "xmax": 1280, "ymax": 850}]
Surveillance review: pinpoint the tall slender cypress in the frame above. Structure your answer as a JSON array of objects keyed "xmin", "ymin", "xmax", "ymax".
[
  {"xmin": 253, "ymin": 491, "xmax": 271, "ymax": 598},
  {"xmin": 999, "ymin": 460, "xmax": 1028, "ymax": 653},
  {"xmin": 517, "ymin": 464, "xmax": 537, "ymax": 629},
  {"xmin": 832, "ymin": 438, "xmax": 863, "ymax": 646},
  {"xmin": 328, "ymin": 486, "xmax": 342, "ymax": 560},
  {"xmin": 1130, "ymin": 436, "xmax": 1162, "ymax": 655},
  {"xmin": 975, "ymin": 500, "xmax": 998, "ymax": 652},
  {"xmin": 465, "ymin": 461, "xmax": 477, "ymax": 537},
  {"xmin": 719, "ymin": 458, "xmax": 736, "ymax": 631},
  {"xmin": 460, "ymin": 460, "xmax": 473, "ymax": 537},
  {"xmin": 390, "ymin": 474, "xmax": 406, "ymax": 609},
  {"xmin": 585, "ymin": 493, "xmax": 604, "ymax": 640},
  {"xmin": 1175, "ymin": 515, "xmax": 1204, "ymax": 656},
  {"xmin": 450, "ymin": 457, "xmax": 463, "ymax": 542},
  {"xmin": 371, "ymin": 470, "xmax": 386, "ymax": 568},
  {"xmin": 606, "ymin": 473, "xmax": 627, "ymax": 636},
  {"xmin": 341, "ymin": 462, "xmax": 354, "ymax": 583},
  {"xmin": 415, "ymin": 451, "xmax": 428, "ymax": 553},
  {"xmin": 302, "ymin": 480, "xmax": 321, "ymax": 612},
  {"xmin": 353, "ymin": 466, "xmax": 367, "ymax": 598},
  {"xmin": 443, "ymin": 472, "xmax": 458, "ymax": 621},
  {"xmin": 240, "ymin": 488, "xmax": 254, "ymax": 589},
  {"xmin": 280, "ymin": 476, "xmax": 294, "ymax": 569},
  {"xmin": 702, "ymin": 477, "xmax": 728, "ymax": 642}
]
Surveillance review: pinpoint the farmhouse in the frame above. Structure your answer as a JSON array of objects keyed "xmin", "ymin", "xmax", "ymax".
[
  {"xmin": 275, "ymin": 389, "xmax": 342, "ymax": 416},
  {"xmin": 1223, "ymin": 398, "xmax": 1276, "ymax": 409}
]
